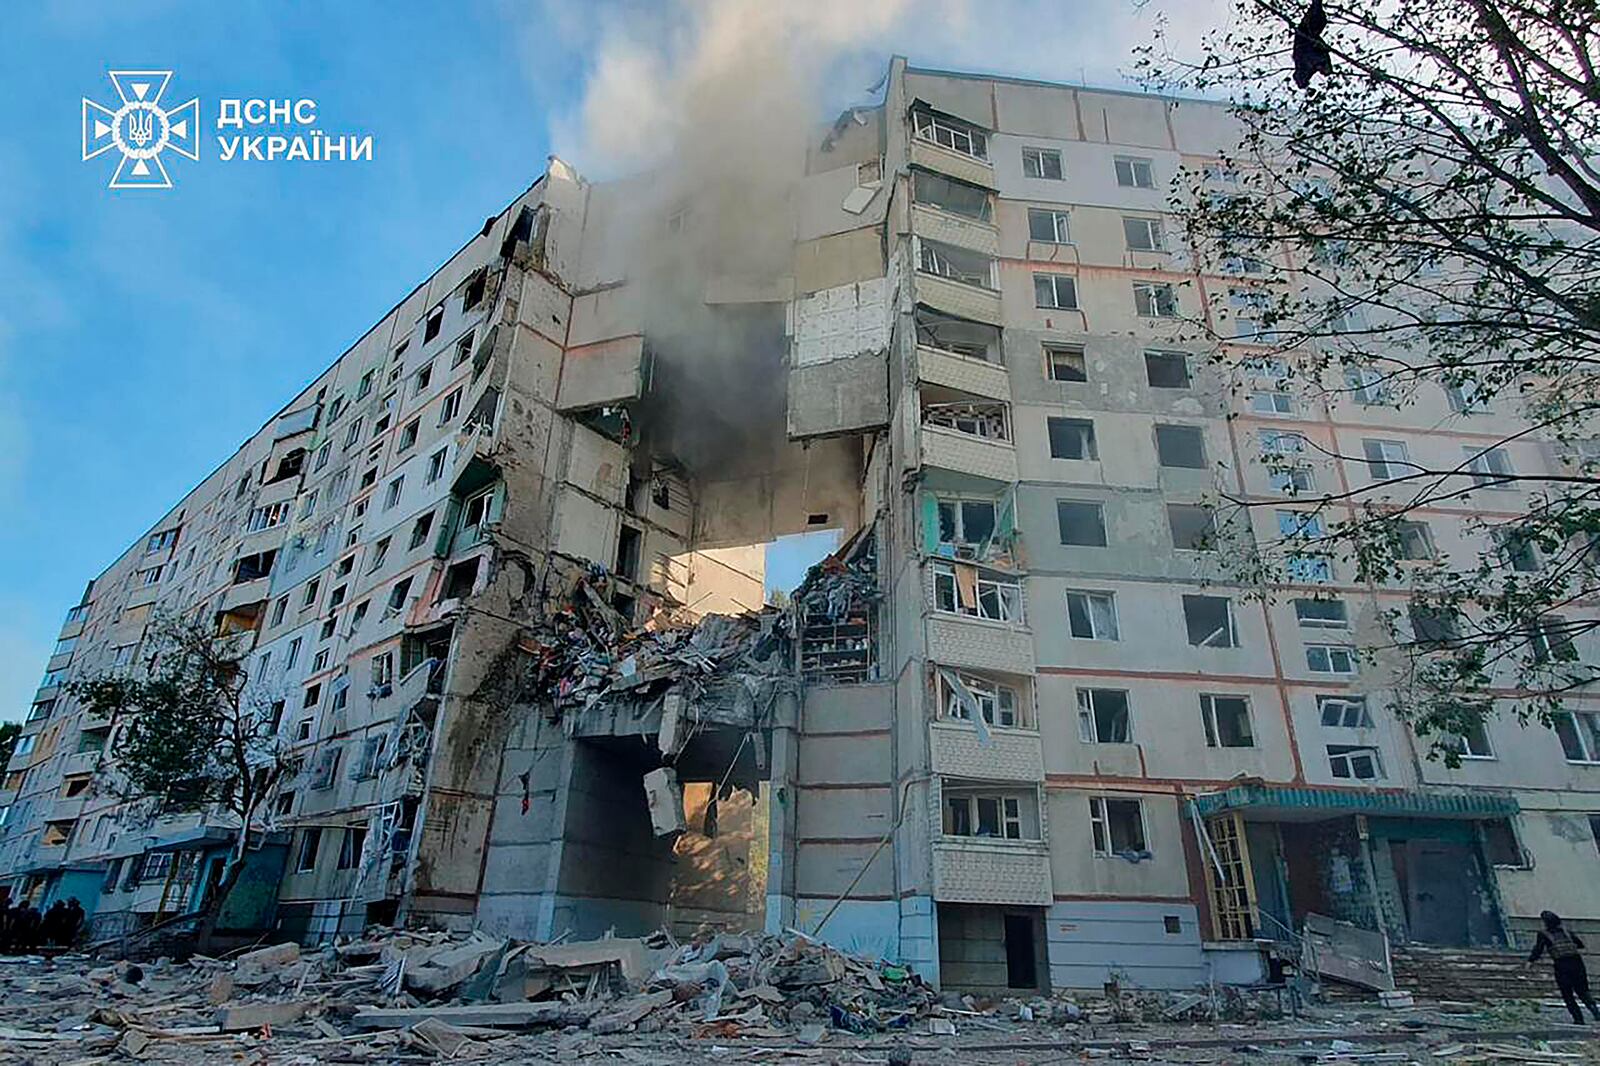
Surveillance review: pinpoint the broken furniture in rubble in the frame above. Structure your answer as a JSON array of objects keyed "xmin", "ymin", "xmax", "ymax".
[{"xmin": 796, "ymin": 531, "xmax": 881, "ymax": 684}]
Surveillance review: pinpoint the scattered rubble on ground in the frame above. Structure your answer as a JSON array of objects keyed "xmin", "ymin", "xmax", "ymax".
[{"xmin": 3, "ymin": 926, "xmax": 1599, "ymax": 1064}]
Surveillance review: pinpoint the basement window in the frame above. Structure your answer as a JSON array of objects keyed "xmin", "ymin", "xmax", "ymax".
[
  {"xmin": 1089, "ymin": 796, "xmax": 1147, "ymax": 854},
  {"xmin": 1077, "ymin": 688, "xmax": 1132, "ymax": 743},
  {"xmin": 1057, "ymin": 500, "xmax": 1107, "ymax": 547},
  {"xmin": 1046, "ymin": 345, "xmax": 1087, "ymax": 382},
  {"xmin": 1155, "ymin": 424, "xmax": 1207, "ymax": 468},
  {"xmin": 1200, "ymin": 695, "xmax": 1255, "ymax": 748},
  {"xmin": 1183, "ymin": 595, "xmax": 1238, "ymax": 647},
  {"xmin": 1145, "ymin": 350, "xmax": 1191, "ymax": 389}
]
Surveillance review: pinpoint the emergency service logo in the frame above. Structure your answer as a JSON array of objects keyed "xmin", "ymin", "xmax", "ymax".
[{"xmin": 81, "ymin": 71, "xmax": 200, "ymax": 189}]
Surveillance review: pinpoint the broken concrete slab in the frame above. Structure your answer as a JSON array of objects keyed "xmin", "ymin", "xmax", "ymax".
[
  {"xmin": 590, "ymin": 991, "xmax": 674, "ymax": 1035},
  {"xmin": 642, "ymin": 766, "xmax": 685, "ymax": 836},
  {"xmin": 215, "ymin": 999, "xmax": 313, "ymax": 1031},
  {"xmin": 405, "ymin": 937, "xmax": 506, "ymax": 995},
  {"xmin": 352, "ymin": 1002, "xmax": 602, "ymax": 1031},
  {"xmin": 233, "ymin": 942, "xmax": 301, "ymax": 985},
  {"xmin": 526, "ymin": 937, "xmax": 672, "ymax": 984}
]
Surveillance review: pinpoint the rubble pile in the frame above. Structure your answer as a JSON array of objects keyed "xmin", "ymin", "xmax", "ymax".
[{"xmin": 520, "ymin": 561, "xmax": 795, "ymax": 715}]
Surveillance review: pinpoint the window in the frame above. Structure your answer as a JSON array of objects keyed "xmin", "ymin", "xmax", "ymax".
[
  {"xmin": 372, "ymin": 651, "xmax": 395, "ymax": 688},
  {"xmin": 1481, "ymin": 820, "xmax": 1524, "ymax": 866},
  {"xmin": 463, "ymin": 269, "xmax": 487, "ymax": 311},
  {"xmin": 424, "ymin": 308, "xmax": 443, "ymax": 343},
  {"xmin": 1306, "ymin": 644, "xmax": 1358, "ymax": 674},
  {"xmin": 245, "ymin": 502, "xmax": 291, "ymax": 532},
  {"xmin": 1047, "ymin": 417, "xmax": 1098, "ymax": 460},
  {"xmin": 413, "ymin": 361, "xmax": 434, "ymax": 396},
  {"xmin": 918, "ymin": 239, "xmax": 992, "ymax": 287},
  {"xmin": 1183, "ymin": 594, "xmax": 1238, "ymax": 647},
  {"xmin": 368, "ymin": 537, "xmax": 391, "ymax": 572},
  {"xmin": 383, "ymin": 476, "xmax": 404, "ymax": 511},
  {"xmin": 295, "ymin": 718, "xmax": 312, "ymax": 741},
  {"xmin": 310, "ymin": 746, "xmax": 343, "ymax": 789},
  {"xmin": 1396, "ymin": 520, "xmax": 1435, "ymax": 560},
  {"xmin": 1346, "ymin": 368, "xmax": 1390, "ymax": 405},
  {"xmin": 1251, "ymin": 390, "xmax": 1295, "ymax": 415},
  {"xmin": 1133, "ymin": 282, "xmax": 1178, "ymax": 317},
  {"xmin": 1328, "ymin": 745, "xmax": 1384, "ymax": 780},
  {"xmin": 1496, "ymin": 529, "xmax": 1541, "ymax": 572},
  {"xmin": 1167, "ymin": 504, "xmax": 1215, "ymax": 551},
  {"xmin": 302, "ymin": 682, "xmax": 322, "ymax": 709},
  {"xmin": 139, "ymin": 852, "xmax": 173, "ymax": 882},
  {"xmin": 334, "ymin": 826, "xmax": 368, "ymax": 871},
  {"xmin": 426, "ymin": 447, "xmax": 448, "ymax": 484},
  {"xmin": 1269, "ymin": 466, "xmax": 1315, "ymax": 494},
  {"xmin": 913, "ymin": 110, "xmax": 987, "ymax": 159},
  {"xmin": 438, "ymin": 387, "xmax": 464, "ymax": 426},
  {"xmin": 1277, "ymin": 509, "xmax": 1326, "ymax": 540},
  {"xmin": 944, "ymin": 794, "xmax": 1024, "ymax": 839},
  {"xmin": 356, "ymin": 369, "xmax": 375, "ymax": 400},
  {"xmin": 1201, "ymin": 695, "xmax": 1255, "ymax": 748},
  {"xmin": 1556, "ymin": 711, "xmax": 1600, "ymax": 762},
  {"xmin": 1022, "ymin": 146, "xmax": 1064, "ymax": 179},
  {"xmin": 335, "ymin": 553, "xmax": 356, "ymax": 579},
  {"xmin": 1445, "ymin": 380, "xmax": 1487, "ymax": 413},
  {"xmin": 343, "ymin": 417, "xmax": 364, "ymax": 449},
  {"xmin": 1028, "ymin": 208, "xmax": 1071, "ymax": 243},
  {"xmin": 1034, "ymin": 273, "xmax": 1078, "ymax": 309},
  {"xmin": 1123, "ymin": 217, "xmax": 1164, "ymax": 251},
  {"xmin": 1363, "ymin": 439, "xmax": 1411, "ymax": 480},
  {"xmin": 462, "ymin": 488, "xmax": 496, "ymax": 536},
  {"xmin": 285, "ymin": 637, "xmax": 301, "ymax": 670},
  {"xmin": 1066, "ymin": 591, "xmax": 1120, "ymax": 640},
  {"xmin": 301, "ymin": 578, "xmax": 320, "ymax": 609},
  {"xmin": 145, "ymin": 529, "xmax": 178, "ymax": 554},
  {"xmin": 452, "ymin": 330, "xmax": 475, "ymax": 368},
  {"xmin": 1114, "ymin": 156, "xmax": 1154, "ymax": 189},
  {"xmin": 1465, "ymin": 446, "xmax": 1514, "ymax": 487},
  {"xmin": 1046, "ymin": 345, "xmax": 1087, "ymax": 382},
  {"xmin": 615, "ymin": 525, "xmax": 642, "ymax": 581},
  {"xmin": 1295, "ymin": 598, "xmax": 1349, "ymax": 629},
  {"xmin": 1078, "ymin": 689, "xmax": 1132, "ymax": 743},
  {"xmin": 941, "ymin": 672, "xmax": 1020, "ymax": 728},
  {"xmin": 1530, "ymin": 614, "xmax": 1579, "ymax": 663},
  {"xmin": 1319, "ymin": 695, "xmax": 1373, "ymax": 728},
  {"xmin": 387, "ymin": 576, "xmax": 414, "ymax": 613},
  {"xmin": 354, "ymin": 735, "xmax": 389, "ymax": 780},
  {"xmin": 1145, "ymin": 351, "xmax": 1190, "ymax": 389},
  {"xmin": 298, "ymin": 490, "xmax": 319, "ymax": 520},
  {"xmin": 408, "ymin": 512, "xmax": 435, "ymax": 551},
  {"xmin": 936, "ymin": 498, "xmax": 996, "ymax": 548},
  {"xmin": 348, "ymin": 600, "xmax": 369, "ymax": 633},
  {"xmin": 1155, "ymin": 424, "xmax": 1206, "ymax": 468},
  {"xmin": 932, "ymin": 563, "xmax": 1023, "ymax": 623},
  {"xmin": 398, "ymin": 419, "xmax": 420, "ymax": 452},
  {"xmin": 1452, "ymin": 718, "xmax": 1495, "ymax": 759},
  {"xmin": 1057, "ymin": 500, "xmax": 1107, "ymax": 546},
  {"xmin": 1089, "ymin": 796, "xmax": 1147, "ymax": 854},
  {"xmin": 910, "ymin": 170, "xmax": 990, "ymax": 220},
  {"xmin": 1204, "ymin": 162, "xmax": 1240, "ymax": 184},
  {"xmin": 295, "ymin": 827, "xmax": 323, "ymax": 873},
  {"xmin": 311, "ymin": 648, "xmax": 330, "ymax": 672}
]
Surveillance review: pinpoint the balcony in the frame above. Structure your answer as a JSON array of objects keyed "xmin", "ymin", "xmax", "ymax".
[
  {"xmin": 921, "ymin": 424, "xmax": 1017, "ymax": 486},
  {"xmin": 932, "ymin": 839, "xmax": 1052, "ymax": 906},
  {"xmin": 50, "ymin": 796, "xmax": 87, "ymax": 823},
  {"xmin": 914, "ymin": 271, "xmax": 1002, "ymax": 328},
  {"xmin": 927, "ymin": 614, "xmax": 1036, "ymax": 675},
  {"xmin": 58, "ymin": 616, "xmax": 86, "ymax": 641},
  {"xmin": 911, "ymin": 203, "xmax": 999, "ymax": 258},
  {"xmin": 46, "ymin": 650, "xmax": 73, "ymax": 674},
  {"xmin": 220, "ymin": 576, "xmax": 272, "ymax": 614},
  {"xmin": 915, "ymin": 345, "xmax": 1010, "ymax": 402},
  {"xmin": 63, "ymin": 751, "xmax": 100, "ymax": 778},
  {"xmin": 930, "ymin": 722, "xmax": 1044, "ymax": 782},
  {"xmin": 910, "ymin": 137, "xmax": 997, "ymax": 191}
]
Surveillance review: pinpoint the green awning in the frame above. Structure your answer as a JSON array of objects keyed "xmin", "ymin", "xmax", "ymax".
[{"xmin": 1191, "ymin": 784, "xmax": 1519, "ymax": 822}]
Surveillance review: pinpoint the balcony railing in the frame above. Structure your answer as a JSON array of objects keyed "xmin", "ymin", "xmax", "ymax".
[
  {"xmin": 910, "ymin": 137, "xmax": 997, "ymax": 191},
  {"xmin": 915, "ymin": 345, "xmax": 1010, "ymax": 402},
  {"xmin": 929, "ymin": 721, "xmax": 1044, "ymax": 782},
  {"xmin": 932, "ymin": 838, "xmax": 1052, "ymax": 905}
]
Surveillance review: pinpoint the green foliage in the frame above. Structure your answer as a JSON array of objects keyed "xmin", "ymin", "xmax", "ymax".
[{"xmin": 1140, "ymin": 0, "xmax": 1600, "ymax": 750}]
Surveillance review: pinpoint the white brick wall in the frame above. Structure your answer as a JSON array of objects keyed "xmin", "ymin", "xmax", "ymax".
[
  {"xmin": 930, "ymin": 722, "xmax": 1044, "ymax": 781},
  {"xmin": 928, "ymin": 615, "xmax": 1036, "ymax": 675},
  {"xmin": 933, "ymin": 841, "xmax": 1053, "ymax": 905},
  {"xmin": 911, "ymin": 204, "xmax": 1000, "ymax": 257},
  {"xmin": 915, "ymin": 273, "xmax": 1003, "ymax": 326},
  {"xmin": 921, "ymin": 425, "xmax": 1018, "ymax": 483},
  {"xmin": 916, "ymin": 346, "xmax": 1011, "ymax": 401}
]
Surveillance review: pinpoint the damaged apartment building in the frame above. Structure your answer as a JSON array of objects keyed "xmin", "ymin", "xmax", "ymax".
[{"xmin": 5, "ymin": 57, "xmax": 1600, "ymax": 993}]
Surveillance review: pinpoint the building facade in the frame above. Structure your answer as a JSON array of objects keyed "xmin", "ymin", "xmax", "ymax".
[{"xmin": 4, "ymin": 58, "xmax": 1598, "ymax": 990}]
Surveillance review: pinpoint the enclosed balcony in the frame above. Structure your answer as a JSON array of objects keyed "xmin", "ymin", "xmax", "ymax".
[
  {"xmin": 920, "ymin": 387, "xmax": 1017, "ymax": 489},
  {"xmin": 925, "ymin": 562, "xmax": 1035, "ymax": 676},
  {"xmin": 929, "ymin": 669, "xmax": 1043, "ymax": 782},
  {"xmin": 914, "ymin": 238, "xmax": 1002, "ymax": 327},
  {"xmin": 910, "ymin": 109, "xmax": 997, "ymax": 191},
  {"xmin": 932, "ymin": 785, "xmax": 1052, "ymax": 905}
]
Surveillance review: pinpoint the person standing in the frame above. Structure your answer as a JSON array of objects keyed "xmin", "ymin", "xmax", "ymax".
[{"xmin": 1530, "ymin": 910, "xmax": 1600, "ymax": 1024}]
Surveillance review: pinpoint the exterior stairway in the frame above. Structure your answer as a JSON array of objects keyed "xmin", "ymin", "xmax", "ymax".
[{"xmin": 1389, "ymin": 945, "xmax": 1557, "ymax": 1001}]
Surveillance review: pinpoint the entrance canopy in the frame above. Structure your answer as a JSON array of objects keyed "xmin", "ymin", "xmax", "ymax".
[{"xmin": 1192, "ymin": 785, "xmax": 1519, "ymax": 823}]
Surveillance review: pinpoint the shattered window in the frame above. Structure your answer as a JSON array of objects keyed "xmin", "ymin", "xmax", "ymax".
[
  {"xmin": 1057, "ymin": 500, "xmax": 1107, "ymax": 547},
  {"xmin": 932, "ymin": 564, "xmax": 1022, "ymax": 623},
  {"xmin": 1145, "ymin": 351, "xmax": 1191, "ymax": 389},
  {"xmin": 1155, "ymin": 424, "xmax": 1207, "ymax": 468},
  {"xmin": 936, "ymin": 498, "xmax": 996, "ymax": 547},
  {"xmin": 1066, "ymin": 591, "xmax": 1119, "ymax": 640},
  {"xmin": 1183, "ymin": 594, "xmax": 1237, "ymax": 647},
  {"xmin": 1201, "ymin": 695, "xmax": 1254, "ymax": 748},
  {"xmin": 1046, "ymin": 345, "xmax": 1087, "ymax": 382},
  {"xmin": 1089, "ymin": 797, "xmax": 1147, "ymax": 854},
  {"xmin": 913, "ymin": 170, "xmax": 992, "ymax": 221},
  {"xmin": 913, "ymin": 110, "xmax": 987, "ymax": 159},
  {"xmin": 1133, "ymin": 282, "xmax": 1178, "ymax": 317},
  {"xmin": 1167, "ymin": 504, "xmax": 1215, "ymax": 551},
  {"xmin": 917, "ymin": 238, "xmax": 993, "ymax": 288},
  {"xmin": 1047, "ymin": 417, "xmax": 1098, "ymax": 461},
  {"xmin": 1077, "ymin": 688, "xmax": 1131, "ymax": 743}
]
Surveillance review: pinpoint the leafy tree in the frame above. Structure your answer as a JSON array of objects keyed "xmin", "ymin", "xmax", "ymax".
[
  {"xmin": 0, "ymin": 721, "xmax": 19, "ymax": 775},
  {"xmin": 1140, "ymin": 0, "xmax": 1600, "ymax": 760},
  {"xmin": 68, "ymin": 615, "xmax": 295, "ymax": 936}
]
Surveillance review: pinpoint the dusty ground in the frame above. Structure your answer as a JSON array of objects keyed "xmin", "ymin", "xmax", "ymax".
[{"xmin": 5, "ymin": 952, "xmax": 1600, "ymax": 1065}]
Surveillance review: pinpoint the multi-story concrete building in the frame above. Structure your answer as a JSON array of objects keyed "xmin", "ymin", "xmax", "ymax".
[{"xmin": 4, "ymin": 58, "xmax": 1598, "ymax": 991}]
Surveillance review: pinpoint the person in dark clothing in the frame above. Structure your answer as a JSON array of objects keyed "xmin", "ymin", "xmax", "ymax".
[
  {"xmin": 42, "ymin": 901, "xmax": 67, "ymax": 947},
  {"xmin": 1530, "ymin": 910, "xmax": 1600, "ymax": 1024},
  {"xmin": 63, "ymin": 898, "xmax": 85, "ymax": 946},
  {"xmin": 14, "ymin": 905, "xmax": 40, "ymax": 953}
]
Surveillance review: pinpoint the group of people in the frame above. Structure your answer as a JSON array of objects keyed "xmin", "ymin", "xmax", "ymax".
[{"xmin": 0, "ymin": 897, "xmax": 85, "ymax": 953}]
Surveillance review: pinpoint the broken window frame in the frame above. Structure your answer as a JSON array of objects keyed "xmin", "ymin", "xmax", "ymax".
[
  {"xmin": 438, "ymin": 387, "xmax": 464, "ymax": 427},
  {"xmin": 1089, "ymin": 796, "xmax": 1148, "ymax": 854},
  {"xmin": 935, "ymin": 496, "xmax": 998, "ymax": 550},
  {"xmin": 1167, "ymin": 503, "xmax": 1216, "ymax": 551},
  {"xmin": 336, "ymin": 825, "xmax": 368, "ymax": 870},
  {"xmin": 1144, "ymin": 350, "xmax": 1191, "ymax": 389},
  {"xmin": 1077, "ymin": 688, "xmax": 1133, "ymax": 744},
  {"xmin": 1269, "ymin": 465, "xmax": 1315, "ymax": 494},
  {"xmin": 916, "ymin": 237, "xmax": 995, "ymax": 289},
  {"xmin": 1021, "ymin": 146, "xmax": 1064, "ymax": 180},
  {"xmin": 295, "ymin": 827, "xmax": 322, "ymax": 873},
  {"xmin": 1057, "ymin": 499, "xmax": 1108, "ymax": 547},
  {"xmin": 1133, "ymin": 281, "xmax": 1178, "ymax": 318},
  {"xmin": 1034, "ymin": 272, "xmax": 1078, "ymax": 310},
  {"xmin": 1045, "ymin": 345, "xmax": 1087, "ymax": 382},
  {"xmin": 932, "ymin": 562, "xmax": 1024, "ymax": 624},
  {"xmin": 1200, "ymin": 694, "xmax": 1256, "ymax": 748},
  {"xmin": 943, "ymin": 792, "xmax": 1026, "ymax": 840},
  {"xmin": 1155, "ymin": 423, "xmax": 1207, "ymax": 469},
  {"xmin": 922, "ymin": 399, "xmax": 1010, "ymax": 442},
  {"xmin": 912, "ymin": 170, "xmax": 993, "ymax": 222},
  {"xmin": 1065, "ymin": 590, "xmax": 1120, "ymax": 640},
  {"xmin": 940, "ymin": 671, "xmax": 1021, "ymax": 728},
  {"xmin": 1182, "ymin": 594, "xmax": 1239, "ymax": 648},
  {"xmin": 913, "ymin": 109, "xmax": 988, "ymax": 160},
  {"xmin": 425, "ymin": 446, "xmax": 449, "ymax": 484},
  {"xmin": 452, "ymin": 329, "xmax": 475, "ymax": 369},
  {"xmin": 1295, "ymin": 597, "xmax": 1349, "ymax": 629},
  {"xmin": 408, "ymin": 511, "xmax": 435, "ymax": 551},
  {"xmin": 1047, "ymin": 416, "xmax": 1098, "ymax": 461},
  {"xmin": 1327, "ymin": 744, "xmax": 1384, "ymax": 780},
  {"xmin": 1318, "ymin": 695, "xmax": 1373, "ymax": 728},
  {"xmin": 1028, "ymin": 207, "xmax": 1071, "ymax": 243}
]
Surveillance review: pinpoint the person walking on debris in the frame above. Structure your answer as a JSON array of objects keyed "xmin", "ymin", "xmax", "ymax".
[{"xmin": 1530, "ymin": 910, "xmax": 1600, "ymax": 1024}]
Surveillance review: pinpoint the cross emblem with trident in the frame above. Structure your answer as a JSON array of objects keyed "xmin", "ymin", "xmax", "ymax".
[{"xmin": 82, "ymin": 71, "xmax": 200, "ymax": 189}]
